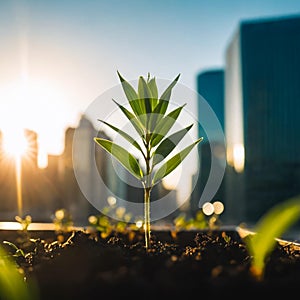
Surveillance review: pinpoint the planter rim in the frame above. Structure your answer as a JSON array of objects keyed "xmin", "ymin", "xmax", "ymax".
[
  {"xmin": 237, "ymin": 225, "xmax": 300, "ymax": 249},
  {"xmin": 0, "ymin": 221, "xmax": 82, "ymax": 231},
  {"xmin": 0, "ymin": 221, "xmax": 238, "ymax": 232},
  {"xmin": 1, "ymin": 221, "xmax": 299, "ymax": 249}
]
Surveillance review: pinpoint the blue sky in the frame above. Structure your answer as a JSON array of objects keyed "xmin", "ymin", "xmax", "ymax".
[
  {"xmin": 1, "ymin": 0, "xmax": 300, "ymax": 199},
  {"xmin": 1, "ymin": 1, "xmax": 300, "ymax": 140},
  {"xmin": 1, "ymin": 1, "xmax": 300, "ymax": 147}
]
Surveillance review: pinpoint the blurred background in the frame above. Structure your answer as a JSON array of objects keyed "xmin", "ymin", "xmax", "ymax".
[{"xmin": 0, "ymin": 0, "xmax": 299, "ymax": 230}]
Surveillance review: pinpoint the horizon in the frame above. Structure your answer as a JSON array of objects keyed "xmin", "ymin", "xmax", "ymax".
[
  {"xmin": 1, "ymin": 0, "xmax": 300, "ymax": 204},
  {"xmin": 1, "ymin": 1, "xmax": 300, "ymax": 156}
]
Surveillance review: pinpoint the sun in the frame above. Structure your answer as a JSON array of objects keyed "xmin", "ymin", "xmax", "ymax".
[
  {"xmin": 1, "ymin": 128, "xmax": 29, "ymax": 218},
  {"xmin": 0, "ymin": 74, "xmax": 69, "ymax": 168},
  {"xmin": 2, "ymin": 128, "xmax": 29, "ymax": 159}
]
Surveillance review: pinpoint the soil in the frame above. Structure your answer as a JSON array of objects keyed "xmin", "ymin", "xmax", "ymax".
[{"xmin": 1, "ymin": 227, "xmax": 300, "ymax": 299}]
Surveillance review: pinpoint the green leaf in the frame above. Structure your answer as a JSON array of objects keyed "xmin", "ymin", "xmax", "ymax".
[
  {"xmin": 150, "ymin": 104, "xmax": 186, "ymax": 147},
  {"xmin": 138, "ymin": 76, "xmax": 153, "ymax": 114},
  {"xmin": 97, "ymin": 119, "xmax": 144, "ymax": 155},
  {"xmin": 246, "ymin": 196, "xmax": 300, "ymax": 280},
  {"xmin": 152, "ymin": 124, "xmax": 193, "ymax": 166},
  {"xmin": 3, "ymin": 240, "xmax": 19, "ymax": 251},
  {"xmin": 148, "ymin": 101, "xmax": 165, "ymax": 133},
  {"xmin": 117, "ymin": 70, "xmax": 144, "ymax": 117},
  {"xmin": 158, "ymin": 74, "xmax": 180, "ymax": 116},
  {"xmin": 0, "ymin": 246, "xmax": 35, "ymax": 300},
  {"xmin": 2, "ymin": 241, "xmax": 25, "ymax": 257},
  {"xmin": 152, "ymin": 137, "xmax": 203, "ymax": 185},
  {"xmin": 112, "ymin": 99, "xmax": 145, "ymax": 137},
  {"xmin": 94, "ymin": 138, "xmax": 143, "ymax": 180},
  {"xmin": 147, "ymin": 77, "xmax": 158, "ymax": 105}
]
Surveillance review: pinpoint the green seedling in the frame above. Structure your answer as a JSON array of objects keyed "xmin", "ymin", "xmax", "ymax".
[
  {"xmin": 88, "ymin": 205, "xmax": 144, "ymax": 240},
  {"xmin": 221, "ymin": 231, "xmax": 231, "ymax": 244},
  {"xmin": 174, "ymin": 210, "xmax": 208, "ymax": 230},
  {"xmin": 15, "ymin": 215, "xmax": 32, "ymax": 232},
  {"xmin": 94, "ymin": 71, "xmax": 203, "ymax": 250},
  {"xmin": 171, "ymin": 210, "xmax": 208, "ymax": 239},
  {"xmin": 0, "ymin": 246, "xmax": 37, "ymax": 300},
  {"xmin": 53, "ymin": 208, "xmax": 74, "ymax": 232},
  {"xmin": 245, "ymin": 196, "xmax": 300, "ymax": 280},
  {"xmin": 2, "ymin": 241, "xmax": 25, "ymax": 258},
  {"xmin": 14, "ymin": 215, "xmax": 32, "ymax": 244}
]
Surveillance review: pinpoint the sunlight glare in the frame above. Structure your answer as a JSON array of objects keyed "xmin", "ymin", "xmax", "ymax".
[
  {"xmin": 2, "ymin": 129, "xmax": 28, "ymax": 158},
  {"xmin": 135, "ymin": 220, "xmax": 143, "ymax": 228},
  {"xmin": 212, "ymin": 201, "xmax": 224, "ymax": 215},
  {"xmin": 0, "ymin": 75, "xmax": 69, "ymax": 166},
  {"xmin": 233, "ymin": 143, "xmax": 245, "ymax": 173},
  {"xmin": 202, "ymin": 202, "xmax": 214, "ymax": 216},
  {"xmin": 38, "ymin": 145, "xmax": 48, "ymax": 168},
  {"xmin": 162, "ymin": 166, "xmax": 181, "ymax": 190}
]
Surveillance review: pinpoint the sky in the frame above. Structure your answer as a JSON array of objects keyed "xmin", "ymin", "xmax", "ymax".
[{"xmin": 1, "ymin": 0, "xmax": 300, "ymax": 201}]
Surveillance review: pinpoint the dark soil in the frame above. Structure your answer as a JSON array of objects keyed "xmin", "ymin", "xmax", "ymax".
[{"xmin": 1, "ymin": 228, "xmax": 300, "ymax": 299}]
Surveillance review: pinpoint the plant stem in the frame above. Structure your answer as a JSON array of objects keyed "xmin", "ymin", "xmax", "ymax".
[
  {"xmin": 144, "ymin": 135, "xmax": 152, "ymax": 250},
  {"xmin": 144, "ymin": 186, "xmax": 151, "ymax": 250}
]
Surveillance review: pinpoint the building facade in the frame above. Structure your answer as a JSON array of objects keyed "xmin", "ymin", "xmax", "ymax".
[
  {"xmin": 225, "ymin": 15, "xmax": 300, "ymax": 224},
  {"xmin": 190, "ymin": 69, "xmax": 226, "ymax": 217}
]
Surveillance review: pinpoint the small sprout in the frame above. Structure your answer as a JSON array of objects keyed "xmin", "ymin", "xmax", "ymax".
[
  {"xmin": 172, "ymin": 211, "xmax": 209, "ymax": 233},
  {"xmin": 245, "ymin": 196, "xmax": 300, "ymax": 281},
  {"xmin": 98, "ymin": 215, "xmax": 110, "ymax": 228},
  {"xmin": 87, "ymin": 206, "xmax": 139, "ymax": 238},
  {"xmin": 195, "ymin": 210, "xmax": 205, "ymax": 221},
  {"xmin": 194, "ymin": 210, "xmax": 208, "ymax": 229},
  {"xmin": 15, "ymin": 215, "xmax": 32, "ymax": 232},
  {"xmin": 208, "ymin": 215, "xmax": 218, "ymax": 229},
  {"xmin": 115, "ymin": 221, "xmax": 127, "ymax": 233},
  {"xmin": 53, "ymin": 209, "xmax": 73, "ymax": 232},
  {"xmin": 2, "ymin": 241, "xmax": 25, "ymax": 258},
  {"xmin": 201, "ymin": 201, "xmax": 225, "ymax": 230},
  {"xmin": 221, "ymin": 232, "xmax": 231, "ymax": 244},
  {"xmin": 174, "ymin": 213, "xmax": 187, "ymax": 229}
]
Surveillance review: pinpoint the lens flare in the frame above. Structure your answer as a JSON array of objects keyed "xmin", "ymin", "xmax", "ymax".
[{"xmin": 2, "ymin": 129, "xmax": 28, "ymax": 158}]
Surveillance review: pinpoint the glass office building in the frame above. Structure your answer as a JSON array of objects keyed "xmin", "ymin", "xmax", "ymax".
[
  {"xmin": 225, "ymin": 15, "xmax": 300, "ymax": 223},
  {"xmin": 190, "ymin": 70, "xmax": 226, "ymax": 215}
]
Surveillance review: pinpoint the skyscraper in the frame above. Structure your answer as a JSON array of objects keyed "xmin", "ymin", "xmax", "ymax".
[
  {"xmin": 225, "ymin": 15, "xmax": 300, "ymax": 224},
  {"xmin": 62, "ymin": 115, "xmax": 112, "ymax": 224},
  {"xmin": 197, "ymin": 70, "xmax": 225, "ymax": 133},
  {"xmin": 190, "ymin": 69, "xmax": 226, "ymax": 216}
]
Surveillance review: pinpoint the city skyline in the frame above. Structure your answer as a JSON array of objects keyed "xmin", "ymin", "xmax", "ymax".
[
  {"xmin": 1, "ymin": 1, "xmax": 300, "ymax": 159},
  {"xmin": 0, "ymin": 114, "xmax": 178, "ymax": 224},
  {"xmin": 1, "ymin": 2, "xmax": 300, "ymax": 223}
]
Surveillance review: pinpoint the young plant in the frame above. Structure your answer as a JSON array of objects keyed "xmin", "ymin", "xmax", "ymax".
[
  {"xmin": 15, "ymin": 215, "xmax": 32, "ymax": 244},
  {"xmin": 52, "ymin": 208, "xmax": 74, "ymax": 233},
  {"xmin": 0, "ymin": 246, "xmax": 37, "ymax": 300},
  {"xmin": 245, "ymin": 196, "xmax": 300, "ymax": 281},
  {"xmin": 15, "ymin": 215, "xmax": 32, "ymax": 232},
  {"xmin": 94, "ymin": 71, "xmax": 202, "ymax": 250}
]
